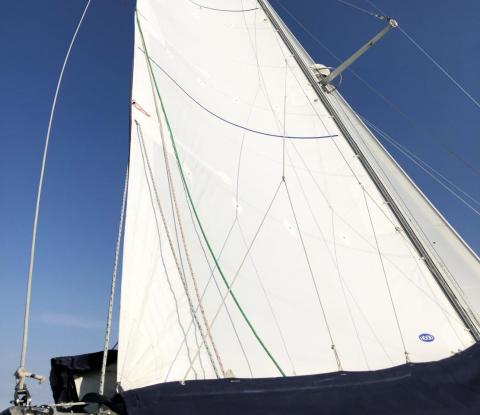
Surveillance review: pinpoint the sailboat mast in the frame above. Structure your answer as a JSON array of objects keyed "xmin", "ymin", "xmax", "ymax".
[{"xmin": 257, "ymin": 0, "xmax": 480, "ymax": 341}]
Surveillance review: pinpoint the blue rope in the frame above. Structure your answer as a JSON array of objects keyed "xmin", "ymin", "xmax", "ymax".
[{"xmin": 139, "ymin": 48, "xmax": 338, "ymax": 141}]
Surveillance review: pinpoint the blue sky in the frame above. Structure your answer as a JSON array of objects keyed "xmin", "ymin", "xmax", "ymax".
[{"xmin": 0, "ymin": 0, "xmax": 479, "ymax": 406}]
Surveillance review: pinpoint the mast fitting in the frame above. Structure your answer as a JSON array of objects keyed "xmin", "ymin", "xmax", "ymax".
[
  {"xmin": 318, "ymin": 18, "xmax": 398, "ymax": 89},
  {"xmin": 13, "ymin": 368, "xmax": 45, "ymax": 406}
]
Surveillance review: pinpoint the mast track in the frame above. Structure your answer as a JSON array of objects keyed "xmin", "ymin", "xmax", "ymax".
[{"xmin": 257, "ymin": 0, "xmax": 480, "ymax": 342}]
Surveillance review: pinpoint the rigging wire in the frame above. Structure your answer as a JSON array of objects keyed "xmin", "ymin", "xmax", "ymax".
[
  {"xmin": 283, "ymin": 179, "xmax": 343, "ymax": 371},
  {"xmin": 237, "ymin": 222, "xmax": 297, "ymax": 374},
  {"xmin": 136, "ymin": 12, "xmax": 285, "ymax": 377},
  {"xmin": 267, "ymin": 5, "xmax": 366, "ymax": 370},
  {"xmin": 136, "ymin": 121, "xmax": 221, "ymax": 377},
  {"xmin": 186, "ymin": 205, "xmax": 255, "ymax": 377},
  {"xmin": 361, "ymin": 117, "xmax": 480, "ymax": 215},
  {"xmin": 362, "ymin": 190, "xmax": 410, "ymax": 362},
  {"xmin": 149, "ymin": 74, "xmax": 228, "ymax": 378},
  {"xmin": 350, "ymin": 74, "xmax": 480, "ymax": 178},
  {"xmin": 285, "ymin": 146, "xmax": 371, "ymax": 369},
  {"xmin": 173, "ymin": 90, "xmax": 260, "ymax": 377},
  {"xmin": 288, "ymin": 121, "xmax": 469, "ymax": 335},
  {"xmin": 398, "ymin": 26, "xmax": 480, "ymax": 112},
  {"xmin": 263, "ymin": 12, "xmax": 352, "ymax": 367},
  {"xmin": 18, "ymin": 0, "xmax": 91, "ymax": 390},
  {"xmin": 164, "ymin": 153, "xmax": 206, "ymax": 379},
  {"xmin": 288, "ymin": 143, "xmax": 396, "ymax": 364},
  {"xmin": 238, "ymin": 8, "xmax": 298, "ymax": 373},
  {"xmin": 138, "ymin": 127, "xmax": 202, "ymax": 379},
  {"xmin": 156, "ymin": 83, "xmax": 203, "ymax": 370},
  {"xmin": 271, "ymin": 0, "xmax": 480, "ymax": 177},
  {"xmin": 99, "ymin": 164, "xmax": 129, "ymax": 394},
  {"xmin": 143, "ymin": 112, "xmax": 204, "ymax": 379},
  {"xmin": 347, "ymin": 0, "xmax": 480, "ymax": 112},
  {"xmin": 333, "ymin": 0, "xmax": 385, "ymax": 20},
  {"xmin": 164, "ymin": 215, "xmax": 240, "ymax": 382},
  {"xmin": 248, "ymin": 8, "xmax": 347, "ymax": 371},
  {"xmin": 329, "ymin": 91, "xmax": 480, "ymax": 342}
]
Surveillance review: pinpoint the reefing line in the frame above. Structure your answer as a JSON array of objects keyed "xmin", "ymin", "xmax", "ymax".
[{"xmin": 15, "ymin": 0, "xmax": 92, "ymax": 405}]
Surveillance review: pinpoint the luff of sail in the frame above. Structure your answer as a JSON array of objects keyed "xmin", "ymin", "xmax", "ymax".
[
  {"xmin": 119, "ymin": 0, "xmax": 478, "ymax": 392},
  {"xmin": 261, "ymin": 0, "xmax": 480, "ymax": 330}
]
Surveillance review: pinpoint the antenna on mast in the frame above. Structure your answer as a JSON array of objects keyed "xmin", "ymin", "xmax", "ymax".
[{"xmin": 14, "ymin": 1, "xmax": 91, "ymax": 406}]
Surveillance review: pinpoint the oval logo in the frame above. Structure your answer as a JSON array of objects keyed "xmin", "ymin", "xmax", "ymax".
[{"xmin": 419, "ymin": 333, "xmax": 435, "ymax": 342}]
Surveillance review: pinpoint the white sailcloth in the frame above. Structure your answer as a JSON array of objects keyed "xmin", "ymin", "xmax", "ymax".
[{"xmin": 118, "ymin": 0, "xmax": 478, "ymax": 391}]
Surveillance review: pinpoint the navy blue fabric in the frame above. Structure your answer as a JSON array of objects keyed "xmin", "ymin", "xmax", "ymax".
[
  {"xmin": 122, "ymin": 343, "xmax": 480, "ymax": 414},
  {"xmin": 50, "ymin": 350, "xmax": 117, "ymax": 404}
]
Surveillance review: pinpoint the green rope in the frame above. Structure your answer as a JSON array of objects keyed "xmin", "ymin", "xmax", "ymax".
[{"xmin": 135, "ymin": 12, "xmax": 285, "ymax": 377}]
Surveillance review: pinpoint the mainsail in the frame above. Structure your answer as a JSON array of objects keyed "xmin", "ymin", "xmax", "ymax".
[{"xmin": 118, "ymin": 0, "xmax": 480, "ymax": 394}]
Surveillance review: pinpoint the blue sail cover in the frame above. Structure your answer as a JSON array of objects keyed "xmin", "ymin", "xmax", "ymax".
[{"xmin": 121, "ymin": 342, "xmax": 480, "ymax": 415}]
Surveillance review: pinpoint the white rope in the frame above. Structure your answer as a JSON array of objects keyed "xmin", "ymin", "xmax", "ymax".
[
  {"xmin": 135, "ymin": 121, "xmax": 221, "ymax": 378},
  {"xmin": 99, "ymin": 165, "xmax": 128, "ymax": 395},
  {"xmin": 286, "ymin": 146, "xmax": 370, "ymax": 370},
  {"xmin": 19, "ymin": 0, "xmax": 91, "ymax": 388}
]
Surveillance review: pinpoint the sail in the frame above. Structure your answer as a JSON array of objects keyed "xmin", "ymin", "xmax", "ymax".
[
  {"xmin": 263, "ymin": 0, "xmax": 480, "ymax": 322},
  {"xmin": 118, "ymin": 0, "xmax": 478, "ymax": 392}
]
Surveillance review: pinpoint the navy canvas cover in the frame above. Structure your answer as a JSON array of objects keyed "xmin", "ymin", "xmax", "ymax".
[
  {"xmin": 50, "ymin": 350, "xmax": 117, "ymax": 404},
  {"xmin": 122, "ymin": 343, "xmax": 480, "ymax": 415}
]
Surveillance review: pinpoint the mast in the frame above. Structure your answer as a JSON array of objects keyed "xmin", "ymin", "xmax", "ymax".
[{"xmin": 256, "ymin": 0, "xmax": 480, "ymax": 340}]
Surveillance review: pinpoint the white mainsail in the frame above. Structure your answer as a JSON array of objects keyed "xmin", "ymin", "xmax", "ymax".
[{"xmin": 118, "ymin": 0, "xmax": 479, "ymax": 392}]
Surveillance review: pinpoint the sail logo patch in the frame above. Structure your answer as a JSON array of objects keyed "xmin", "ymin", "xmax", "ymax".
[{"xmin": 419, "ymin": 333, "xmax": 435, "ymax": 342}]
